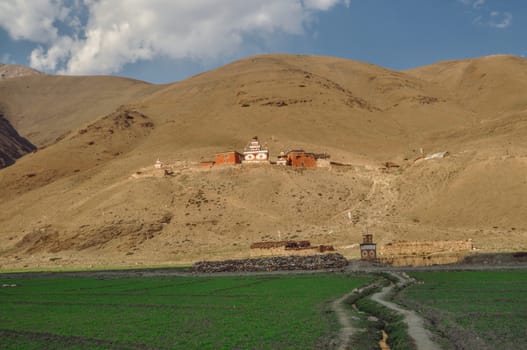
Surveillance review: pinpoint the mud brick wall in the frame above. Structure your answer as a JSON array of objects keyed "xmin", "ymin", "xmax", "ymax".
[{"xmin": 378, "ymin": 240, "xmax": 473, "ymax": 267}]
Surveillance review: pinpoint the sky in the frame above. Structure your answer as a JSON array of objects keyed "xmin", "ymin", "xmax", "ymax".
[{"xmin": 0, "ymin": 0, "xmax": 525, "ymax": 83}]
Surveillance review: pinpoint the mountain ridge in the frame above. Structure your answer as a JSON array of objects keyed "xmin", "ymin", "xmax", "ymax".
[{"xmin": 0, "ymin": 53, "xmax": 526, "ymax": 269}]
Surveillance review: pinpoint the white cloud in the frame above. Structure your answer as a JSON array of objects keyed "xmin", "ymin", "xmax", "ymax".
[
  {"xmin": 460, "ymin": 0, "xmax": 512, "ymax": 29},
  {"xmin": 472, "ymin": 0, "xmax": 486, "ymax": 9},
  {"xmin": 30, "ymin": 36, "xmax": 81, "ymax": 71},
  {"xmin": 303, "ymin": 0, "xmax": 350, "ymax": 11},
  {"xmin": 0, "ymin": 0, "xmax": 348, "ymax": 75},
  {"xmin": 459, "ymin": 0, "xmax": 486, "ymax": 9},
  {"xmin": 0, "ymin": 0, "xmax": 69, "ymax": 43},
  {"xmin": 473, "ymin": 11, "xmax": 512, "ymax": 29},
  {"xmin": 490, "ymin": 11, "xmax": 512, "ymax": 29}
]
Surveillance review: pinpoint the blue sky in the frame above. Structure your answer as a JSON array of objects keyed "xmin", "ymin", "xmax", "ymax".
[{"xmin": 0, "ymin": 0, "xmax": 524, "ymax": 83}]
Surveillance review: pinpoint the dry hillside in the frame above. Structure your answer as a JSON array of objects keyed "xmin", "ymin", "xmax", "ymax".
[
  {"xmin": 0, "ymin": 63, "xmax": 44, "ymax": 80},
  {"xmin": 0, "ymin": 74, "xmax": 162, "ymax": 147},
  {"xmin": 0, "ymin": 54, "xmax": 526, "ymax": 269},
  {"xmin": 0, "ymin": 64, "xmax": 42, "ymax": 168}
]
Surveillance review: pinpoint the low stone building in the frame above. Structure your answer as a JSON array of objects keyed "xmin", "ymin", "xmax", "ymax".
[
  {"xmin": 215, "ymin": 151, "xmax": 243, "ymax": 166},
  {"xmin": 154, "ymin": 159, "xmax": 164, "ymax": 169},
  {"xmin": 276, "ymin": 151, "xmax": 288, "ymax": 165},
  {"xmin": 284, "ymin": 150, "xmax": 317, "ymax": 168}
]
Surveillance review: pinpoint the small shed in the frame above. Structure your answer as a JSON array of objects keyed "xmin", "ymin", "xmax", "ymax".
[
  {"xmin": 276, "ymin": 151, "xmax": 288, "ymax": 165},
  {"xmin": 215, "ymin": 151, "xmax": 243, "ymax": 166},
  {"xmin": 154, "ymin": 159, "xmax": 164, "ymax": 169},
  {"xmin": 316, "ymin": 158, "xmax": 331, "ymax": 168},
  {"xmin": 360, "ymin": 234, "xmax": 377, "ymax": 261}
]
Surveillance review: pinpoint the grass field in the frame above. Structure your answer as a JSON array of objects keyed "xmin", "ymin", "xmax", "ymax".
[
  {"xmin": 399, "ymin": 270, "xmax": 527, "ymax": 349},
  {"xmin": 0, "ymin": 273, "xmax": 371, "ymax": 349}
]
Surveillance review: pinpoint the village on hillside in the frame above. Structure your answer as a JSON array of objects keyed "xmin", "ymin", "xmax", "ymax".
[
  {"xmin": 133, "ymin": 135, "xmax": 343, "ymax": 180},
  {"xmin": 147, "ymin": 136, "xmax": 449, "ymax": 175},
  {"xmin": 198, "ymin": 136, "xmax": 331, "ymax": 169},
  {"xmin": 138, "ymin": 136, "xmax": 473, "ymax": 267}
]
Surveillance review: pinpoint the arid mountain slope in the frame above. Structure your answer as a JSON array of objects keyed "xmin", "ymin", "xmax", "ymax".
[
  {"xmin": 0, "ymin": 64, "xmax": 42, "ymax": 168},
  {"xmin": 139, "ymin": 55, "xmax": 471, "ymax": 161},
  {"xmin": 0, "ymin": 113, "xmax": 36, "ymax": 168},
  {"xmin": 0, "ymin": 54, "xmax": 526, "ymax": 269},
  {"xmin": 0, "ymin": 75, "xmax": 162, "ymax": 146},
  {"xmin": 406, "ymin": 55, "xmax": 527, "ymax": 117}
]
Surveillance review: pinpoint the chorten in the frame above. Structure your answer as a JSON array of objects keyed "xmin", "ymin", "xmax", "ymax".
[{"xmin": 242, "ymin": 136, "xmax": 269, "ymax": 163}]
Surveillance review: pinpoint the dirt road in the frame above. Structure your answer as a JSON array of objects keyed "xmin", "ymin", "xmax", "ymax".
[
  {"xmin": 370, "ymin": 272, "xmax": 441, "ymax": 350},
  {"xmin": 331, "ymin": 288, "xmax": 358, "ymax": 350}
]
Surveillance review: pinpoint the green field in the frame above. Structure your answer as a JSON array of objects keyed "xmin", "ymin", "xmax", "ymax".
[
  {"xmin": 0, "ymin": 273, "xmax": 371, "ymax": 349},
  {"xmin": 400, "ymin": 270, "xmax": 527, "ymax": 349}
]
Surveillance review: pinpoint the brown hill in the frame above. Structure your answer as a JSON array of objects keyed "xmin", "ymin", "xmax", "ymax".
[
  {"xmin": 0, "ymin": 54, "xmax": 526, "ymax": 270},
  {"xmin": 0, "ymin": 75, "xmax": 162, "ymax": 146},
  {"xmin": 0, "ymin": 63, "xmax": 44, "ymax": 80}
]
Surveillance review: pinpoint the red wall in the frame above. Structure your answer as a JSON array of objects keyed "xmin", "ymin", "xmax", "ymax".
[
  {"xmin": 288, "ymin": 153, "xmax": 317, "ymax": 168},
  {"xmin": 215, "ymin": 152, "xmax": 242, "ymax": 165}
]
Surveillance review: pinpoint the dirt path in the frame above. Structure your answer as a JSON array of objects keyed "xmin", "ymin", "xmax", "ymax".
[
  {"xmin": 331, "ymin": 280, "xmax": 385, "ymax": 350},
  {"xmin": 331, "ymin": 288, "xmax": 360, "ymax": 350},
  {"xmin": 370, "ymin": 272, "xmax": 441, "ymax": 350}
]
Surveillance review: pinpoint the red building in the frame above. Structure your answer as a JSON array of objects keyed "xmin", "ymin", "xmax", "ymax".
[
  {"xmin": 286, "ymin": 150, "xmax": 317, "ymax": 168},
  {"xmin": 215, "ymin": 151, "xmax": 243, "ymax": 166}
]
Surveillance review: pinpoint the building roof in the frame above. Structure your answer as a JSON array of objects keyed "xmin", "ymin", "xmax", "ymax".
[
  {"xmin": 285, "ymin": 149, "xmax": 305, "ymax": 154},
  {"xmin": 215, "ymin": 150, "xmax": 243, "ymax": 155},
  {"xmin": 288, "ymin": 151, "xmax": 316, "ymax": 157}
]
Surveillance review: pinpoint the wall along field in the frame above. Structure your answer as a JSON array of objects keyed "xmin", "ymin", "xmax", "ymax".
[
  {"xmin": 398, "ymin": 270, "xmax": 527, "ymax": 349},
  {"xmin": 0, "ymin": 273, "xmax": 371, "ymax": 349}
]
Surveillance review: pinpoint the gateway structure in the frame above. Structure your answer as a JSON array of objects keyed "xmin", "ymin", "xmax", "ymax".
[{"xmin": 360, "ymin": 234, "xmax": 377, "ymax": 261}]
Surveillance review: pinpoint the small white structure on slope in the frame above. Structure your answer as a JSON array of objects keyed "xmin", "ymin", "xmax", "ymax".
[
  {"xmin": 425, "ymin": 151, "xmax": 449, "ymax": 160},
  {"xmin": 154, "ymin": 159, "xmax": 164, "ymax": 169},
  {"xmin": 242, "ymin": 136, "xmax": 269, "ymax": 163}
]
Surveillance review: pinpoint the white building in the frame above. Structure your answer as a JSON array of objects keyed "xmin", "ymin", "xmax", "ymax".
[
  {"xmin": 242, "ymin": 136, "xmax": 269, "ymax": 163},
  {"xmin": 154, "ymin": 159, "xmax": 164, "ymax": 169}
]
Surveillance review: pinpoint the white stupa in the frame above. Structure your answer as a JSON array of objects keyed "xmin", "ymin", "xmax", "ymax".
[{"xmin": 242, "ymin": 136, "xmax": 269, "ymax": 163}]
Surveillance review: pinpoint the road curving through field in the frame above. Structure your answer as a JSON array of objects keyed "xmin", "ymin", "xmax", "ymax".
[{"xmin": 370, "ymin": 272, "xmax": 441, "ymax": 350}]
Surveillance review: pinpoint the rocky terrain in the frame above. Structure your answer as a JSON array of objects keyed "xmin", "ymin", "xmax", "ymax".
[
  {"xmin": 0, "ymin": 113, "xmax": 35, "ymax": 168},
  {"xmin": 0, "ymin": 54, "xmax": 526, "ymax": 269},
  {"xmin": 192, "ymin": 253, "xmax": 348, "ymax": 272},
  {"xmin": 0, "ymin": 64, "xmax": 43, "ymax": 168}
]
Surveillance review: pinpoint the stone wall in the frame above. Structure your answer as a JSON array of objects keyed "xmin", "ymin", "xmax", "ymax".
[{"xmin": 192, "ymin": 253, "xmax": 348, "ymax": 273}]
